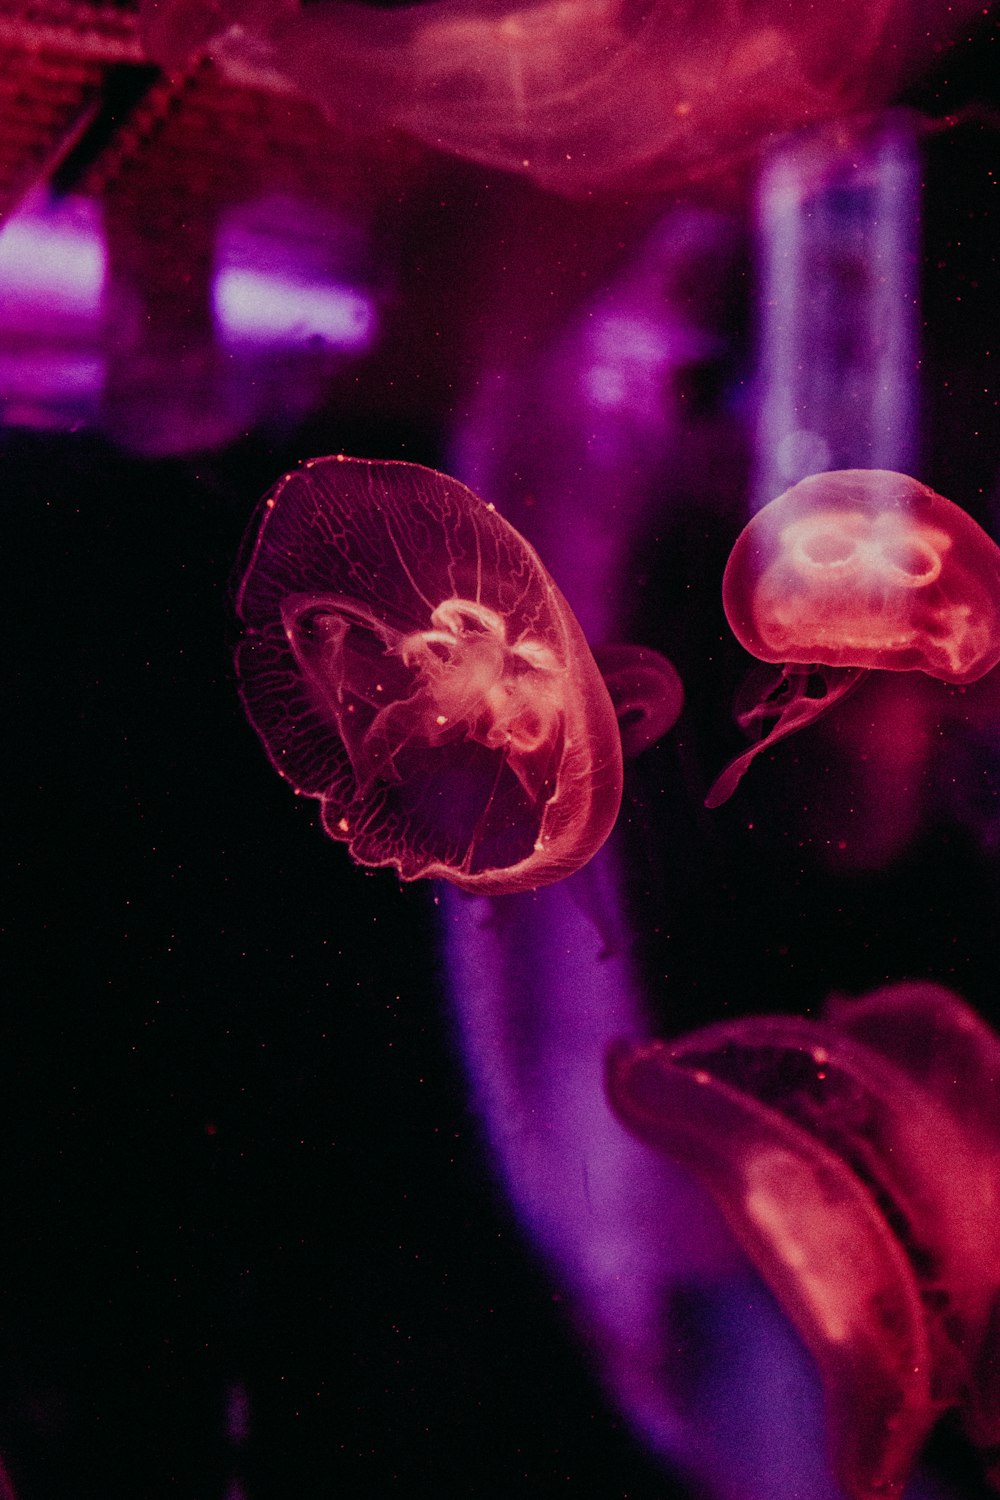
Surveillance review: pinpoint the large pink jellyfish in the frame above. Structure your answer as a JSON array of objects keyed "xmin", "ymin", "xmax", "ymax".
[
  {"xmin": 607, "ymin": 980, "xmax": 1000, "ymax": 1500},
  {"xmin": 139, "ymin": 0, "xmax": 986, "ymax": 196},
  {"xmin": 708, "ymin": 469, "xmax": 1000, "ymax": 805},
  {"xmin": 234, "ymin": 455, "xmax": 624, "ymax": 892}
]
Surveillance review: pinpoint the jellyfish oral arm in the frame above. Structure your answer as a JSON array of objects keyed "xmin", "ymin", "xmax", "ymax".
[
  {"xmin": 705, "ymin": 663, "xmax": 866, "ymax": 808},
  {"xmin": 283, "ymin": 589, "xmax": 568, "ymax": 799},
  {"xmin": 396, "ymin": 598, "xmax": 568, "ymax": 801}
]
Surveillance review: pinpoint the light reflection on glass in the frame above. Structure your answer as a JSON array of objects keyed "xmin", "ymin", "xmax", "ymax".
[
  {"xmin": 753, "ymin": 113, "xmax": 920, "ymax": 511},
  {"xmin": 0, "ymin": 188, "xmax": 377, "ymax": 444},
  {"xmin": 0, "ymin": 191, "xmax": 105, "ymax": 425},
  {"xmin": 213, "ymin": 265, "xmax": 373, "ymax": 348},
  {"xmin": 212, "ymin": 194, "xmax": 376, "ymax": 352}
]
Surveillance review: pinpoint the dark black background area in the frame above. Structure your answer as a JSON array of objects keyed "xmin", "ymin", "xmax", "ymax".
[
  {"xmin": 7, "ymin": 437, "xmax": 688, "ymax": 1500},
  {"xmin": 4, "ymin": 15, "xmax": 1000, "ymax": 1500}
]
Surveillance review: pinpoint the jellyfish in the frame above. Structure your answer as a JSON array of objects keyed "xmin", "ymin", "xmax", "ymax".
[
  {"xmin": 606, "ymin": 980, "xmax": 1000, "ymax": 1500},
  {"xmin": 706, "ymin": 469, "xmax": 1000, "ymax": 806},
  {"xmin": 233, "ymin": 455, "xmax": 623, "ymax": 893},
  {"xmin": 592, "ymin": 644, "xmax": 683, "ymax": 759},
  {"xmin": 138, "ymin": 0, "xmax": 985, "ymax": 197}
]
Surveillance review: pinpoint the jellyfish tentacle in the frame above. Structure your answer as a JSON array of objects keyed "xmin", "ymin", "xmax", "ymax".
[{"xmin": 705, "ymin": 663, "xmax": 866, "ymax": 808}]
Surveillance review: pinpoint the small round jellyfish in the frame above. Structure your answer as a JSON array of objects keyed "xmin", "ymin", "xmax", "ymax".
[
  {"xmin": 707, "ymin": 469, "xmax": 1000, "ymax": 806},
  {"xmin": 592, "ymin": 644, "xmax": 683, "ymax": 759},
  {"xmin": 606, "ymin": 981, "xmax": 1000, "ymax": 1500},
  {"xmin": 234, "ymin": 456, "xmax": 623, "ymax": 893}
]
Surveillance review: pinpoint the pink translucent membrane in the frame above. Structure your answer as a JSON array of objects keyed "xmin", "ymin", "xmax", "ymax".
[
  {"xmin": 708, "ymin": 470, "xmax": 1000, "ymax": 805},
  {"xmin": 593, "ymin": 644, "xmax": 683, "ymax": 758},
  {"xmin": 725, "ymin": 471, "xmax": 1000, "ymax": 683},
  {"xmin": 796, "ymin": 665, "xmax": 1000, "ymax": 872},
  {"xmin": 234, "ymin": 456, "xmax": 623, "ymax": 892},
  {"xmin": 139, "ymin": 0, "xmax": 983, "ymax": 196},
  {"xmin": 704, "ymin": 660, "xmax": 867, "ymax": 809},
  {"xmin": 607, "ymin": 981, "xmax": 1000, "ymax": 1500}
]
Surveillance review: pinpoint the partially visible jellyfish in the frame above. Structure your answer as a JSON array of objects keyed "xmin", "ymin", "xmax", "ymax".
[
  {"xmin": 593, "ymin": 644, "xmax": 683, "ymax": 759},
  {"xmin": 138, "ymin": 0, "xmax": 986, "ymax": 196},
  {"xmin": 606, "ymin": 980, "xmax": 1000, "ymax": 1500},
  {"xmin": 0, "ymin": 1455, "xmax": 17, "ymax": 1500},
  {"xmin": 707, "ymin": 469, "xmax": 1000, "ymax": 806},
  {"xmin": 234, "ymin": 455, "xmax": 623, "ymax": 893},
  {"xmin": 796, "ymin": 664, "xmax": 1000, "ymax": 872}
]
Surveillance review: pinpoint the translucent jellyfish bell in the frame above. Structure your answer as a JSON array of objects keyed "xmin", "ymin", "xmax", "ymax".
[
  {"xmin": 138, "ymin": 0, "xmax": 985, "ymax": 196},
  {"xmin": 606, "ymin": 981, "xmax": 1000, "ymax": 1500},
  {"xmin": 234, "ymin": 456, "xmax": 623, "ymax": 893},
  {"xmin": 726, "ymin": 470, "xmax": 1000, "ymax": 680},
  {"xmin": 707, "ymin": 469, "xmax": 1000, "ymax": 806}
]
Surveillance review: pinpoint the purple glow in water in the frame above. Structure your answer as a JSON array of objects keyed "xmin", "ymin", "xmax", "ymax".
[
  {"xmin": 0, "ymin": 193, "xmax": 105, "ymax": 318},
  {"xmin": 211, "ymin": 196, "xmax": 376, "ymax": 352},
  {"xmin": 0, "ymin": 192, "xmax": 105, "ymax": 424},
  {"xmin": 440, "ymin": 205, "xmax": 853, "ymax": 1499},
  {"xmin": 0, "ymin": 188, "xmax": 379, "ymax": 444},
  {"xmin": 753, "ymin": 113, "xmax": 920, "ymax": 511},
  {"xmin": 213, "ymin": 267, "xmax": 373, "ymax": 349}
]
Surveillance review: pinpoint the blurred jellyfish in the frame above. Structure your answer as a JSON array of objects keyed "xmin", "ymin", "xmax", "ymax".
[
  {"xmin": 707, "ymin": 469, "xmax": 1000, "ymax": 805},
  {"xmin": 795, "ymin": 652, "xmax": 1000, "ymax": 872},
  {"xmin": 594, "ymin": 643, "xmax": 684, "ymax": 758},
  {"xmin": 138, "ymin": 0, "xmax": 985, "ymax": 195},
  {"xmin": 233, "ymin": 455, "xmax": 624, "ymax": 892},
  {"xmin": 607, "ymin": 980, "xmax": 1000, "ymax": 1500}
]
